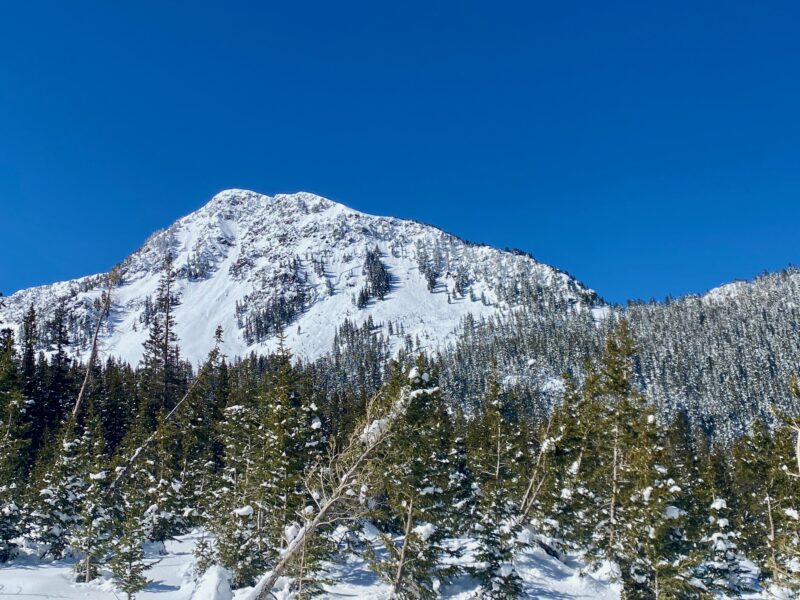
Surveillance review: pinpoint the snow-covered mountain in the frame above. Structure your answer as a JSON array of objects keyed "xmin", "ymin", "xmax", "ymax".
[{"xmin": 0, "ymin": 189, "xmax": 602, "ymax": 366}]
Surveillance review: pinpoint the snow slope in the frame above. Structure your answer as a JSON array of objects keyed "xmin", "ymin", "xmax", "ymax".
[
  {"xmin": 0, "ymin": 530, "xmax": 621, "ymax": 600},
  {"xmin": 0, "ymin": 189, "xmax": 600, "ymax": 367}
]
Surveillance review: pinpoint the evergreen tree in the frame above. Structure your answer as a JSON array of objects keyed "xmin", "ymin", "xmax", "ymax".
[
  {"xmin": 135, "ymin": 411, "xmax": 187, "ymax": 549},
  {"xmin": 0, "ymin": 327, "xmax": 28, "ymax": 561},
  {"xmin": 140, "ymin": 252, "xmax": 183, "ymax": 421},
  {"xmin": 766, "ymin": 376, "xmax": 800, "ymax": 594},
  {"xmin": 694, "ymin": 448, "xmax": 753, "ymax": 597},
  {"xmin": 69, "ymin": 410, "xmax": 115, "ymax": 582},
  {"xmin": 27, "ymin": 418, "xmax": 92, "ymax": 559},
  {"xmin": 467, "ymin": 372, "xmax": 523, "ymax": 599},
  {"xmin": 44, "ymin": 302, "xmax": 72, "ymax": 421},
  {"xmin": 109, "ymin": 514, "xmax": 150, "ymax": 600},
  {"xmin": 208, "ymin": 401, "xmax": 265, "ymax": 587}
]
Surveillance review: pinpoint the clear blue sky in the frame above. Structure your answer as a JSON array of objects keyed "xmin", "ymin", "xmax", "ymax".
[{"xmin": 1, "ymin": 1, "xmax": 798, "ymax": 304}]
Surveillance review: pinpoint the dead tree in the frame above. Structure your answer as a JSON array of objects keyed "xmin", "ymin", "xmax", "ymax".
[{"xmin": 72, "ymin": 268, "xmax": 119, "ymax": 418}]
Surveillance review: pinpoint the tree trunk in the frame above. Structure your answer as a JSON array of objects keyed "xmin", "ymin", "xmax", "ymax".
[
  {"xmin": 393, "ymin": 496, "xmax": 415, "ymax": 595},
  {"xmin": 72, "ymin": 275, "xmax": 114, "ymax": 419},
  {"xmin": 609, "ymin": 423, "xmax": 620, "ymax": 548},
  {"xmin": 253, "ymin": 424, "xmax": 394, "ymax": 599}
]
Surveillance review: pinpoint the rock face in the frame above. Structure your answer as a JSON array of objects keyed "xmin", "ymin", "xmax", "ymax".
[{"xmin": 0, "ymin": 189, "xmax": 600, "ymax": 366}]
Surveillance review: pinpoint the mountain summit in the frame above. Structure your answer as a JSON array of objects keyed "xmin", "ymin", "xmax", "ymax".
[{"xmin": 0, "ymin": 189, "xmax": 601, "ymax": 365}]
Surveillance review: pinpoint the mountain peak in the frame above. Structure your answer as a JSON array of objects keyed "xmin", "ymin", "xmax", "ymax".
[
  {"xmin": 0, "ymin": 189, "xmax": 600, "ymax": 366},
  {"xmin": 205, "ymin": 188, "xmax": 346, "ymax": 214}
]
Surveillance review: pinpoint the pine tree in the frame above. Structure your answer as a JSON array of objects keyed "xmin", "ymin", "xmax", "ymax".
[
  {"xmin": 109, "ymin": 514, "xmax": 150, "ymax": 600},
  {"xmin": 540, "ymin": 370, "xmax": 605, "ymax": 548},
  {"xmin": 695, "ymin": 448, "xmax": 752, "ymax": 597},
  {"xmin": 44, "ymin": 303, "xmax": 72, "ymax": 421},
  {"xmin": 731, "ymin": 419, "xmax": 782, "ymax": 581},
  {"xmin": 21, "ymin": 304, "xmax": 48, "ymax": 463},
  {"xmin": 140, "ymin": 252, "xmax": 183, "ymax": 422},
  {"xmin": 207, "ymin": 400, "xmax": 265, "ymax": 587},
  {"xmin": 27, "ymin": 418, "xmax": 92, "ymax": 559},
  {"xmin": 252, "ymin": 346, "xmax": 328, "ymax": 590},
  {"xmin": 173, "ymin": 339, "xmax": 227, "ymax": 527},
  {"xmin": 467, "ymin": 371, "xmax": 523, "ymax": 599},
  {"xmin": 69, "ymin": 410, "xmax": 115, "ymax": 582},
  {"xmin": 766, "ymin": 376, "xmax": 800, "ymax": 594},
  {"xmin": 0, "ymin": 327, "xmax": 28, "ymax": 561},
  {"xmin": 138, "ymin": 411, "xmax": 187, "ymax": 548}
]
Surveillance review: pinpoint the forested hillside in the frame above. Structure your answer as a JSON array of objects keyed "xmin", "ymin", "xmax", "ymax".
[{"xmin": 1, "ymin": 252, "xmax": 800, "ymax": 598}]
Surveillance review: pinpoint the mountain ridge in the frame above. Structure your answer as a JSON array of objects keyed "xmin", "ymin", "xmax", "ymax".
[{"xmin": 0, "ymin": 189, "xmax": 601, "ymax": 366}]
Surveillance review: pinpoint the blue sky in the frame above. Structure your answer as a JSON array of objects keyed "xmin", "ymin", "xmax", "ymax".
[{"xmin": 1, "ymin": 1, "xmax": 798, "ymax": 304}]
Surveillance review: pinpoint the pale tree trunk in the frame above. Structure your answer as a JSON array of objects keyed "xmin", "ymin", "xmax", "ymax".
[
  {"xmin": 794, "ymin": 426, "xmax": 800, "ymax": 477},
  {"xmin": 654, "ymin": 569, "xmax": 659, "ymax": 600},
  {"xmin": 609, "ymin": 424, "xmax": 620, "ymax": 548},
  {"xmin": 393, "ymin": 496, "xmax": 415, "ymax": 595},
  {"xmin": 766, "ymin": 492, "xmax": 778, "ymax": 573},
  {"xmin": 518, "ymin": 416, "xmax": 553, "ymax": 523},
  {"xmin": 252, "ymin": 386, "xmax": 424, "ymax": 600},
  {"xmin": 72, "ymin": 270, "xmax": 117, "ymax": 419}
]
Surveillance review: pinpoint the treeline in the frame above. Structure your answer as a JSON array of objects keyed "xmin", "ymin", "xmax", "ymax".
[{"xmin": 1, "ymin": 265, "xmax": 800, "ymax": 599}]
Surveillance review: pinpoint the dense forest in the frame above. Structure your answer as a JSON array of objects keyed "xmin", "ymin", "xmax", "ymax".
[{"xmin": 2, "ymin": 258, "xmax": 800, "ymax": 599}]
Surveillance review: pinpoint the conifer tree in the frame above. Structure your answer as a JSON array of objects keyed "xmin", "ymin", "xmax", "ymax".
[
  {"xmin": 137, "ymin": 411, "xmax": 187, "ymax": 549},
  {"xmin": 0, "ymin": 327, "xmax": 28, "ymax": 561},
  {"xmin": 766, "ymin": 376, "xmax": 800, "ymax": 594},
  {"xmin": 731, "ymin": 419, "xmax": 783, "ymax": 581},
  {"xmin": 370, "ymin": 357, "xmax": 457, "ymax": 599},
  {"xmin": 540, "ymin": 370, "xmax": 604, "ymax": 548},
  {"xmin": 140, "ymin": 252, "xmax": 183, "ymax": 421},
  {"xmin": 695, "ymin": 448, "xmax": 752, "ymax": 597},
  {"xmin": 109, "ymin": 513, "xmax": 150, "ymax": 600},
  {"xmin": 27, "ymin": 418, "xmax": 92, "ymax": 559},
  {"xmin": 45, "ymin": 303, "xmax": 72, "ymax": 421},
  {"xmin": 467, "ymin": 371, "xmax": 523, "ymax": 599},
  {"xmin": 208, "ymin": 401, "xmax": 264, "ymax": 587},
  {"xmin": 21, "ymin": 304, "xmax": 48, "ymax": 463},
  {"xmin": 174, "ymin": 337, "xmax": 227, "ymax": 527},
  {"xmin": 253, "ymin": 345, "xmax": 328, "ymax": 587},
  {"xmin": 69, "ymin": 409, "xmax": 115, "ymax": 582}
]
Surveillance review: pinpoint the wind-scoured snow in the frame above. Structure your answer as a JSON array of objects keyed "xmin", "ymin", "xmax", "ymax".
[{"xmin": 0, "ymin": 189, "xmax": 600, "ymax": 367}]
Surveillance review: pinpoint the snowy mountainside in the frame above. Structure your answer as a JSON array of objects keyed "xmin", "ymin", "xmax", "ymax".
[{"xmin": 0, "ymin": 189, "xmax": 601, "ymax": 366}]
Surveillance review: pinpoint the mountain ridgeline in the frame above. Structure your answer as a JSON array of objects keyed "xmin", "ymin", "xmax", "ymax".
[{"xmin": 1, "ymin": 189, "xmax": 797, "ymax": 441}]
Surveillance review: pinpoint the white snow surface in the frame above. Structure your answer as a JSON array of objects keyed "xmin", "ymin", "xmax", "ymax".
[
  {"xmin": 0, "ymin": 529, "xmax": 626, "ymax": 599},
  {"xmin": 0, "ymin": 529, "xmax": 779, "ymax": 599},
  {"xmin": 0, "ymin": 189, "xmax": 599, "ymax": 366}
]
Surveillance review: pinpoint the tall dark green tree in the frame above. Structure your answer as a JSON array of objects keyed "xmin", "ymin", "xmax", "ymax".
[
  {"xmin": 467, "ymin": 372, "xmax": 523, "ymax": 599},
  {"xmin": 140, "ymin": 252, "xmax": 183, "ymax": 421},
  {"xmin": 0, "ymin": 328, "xmax": 28, "ymax": 561},
  {"xmin": 370, "ymin": 357, "xmax": 459, "ymax": 599}
]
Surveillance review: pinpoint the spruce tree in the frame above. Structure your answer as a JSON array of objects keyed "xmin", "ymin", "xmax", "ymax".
[
  {"xmin": 109, "ymin": 513, "xmax": 150, "ymax": 600},
  {"xmin": 69, "ymin": 410, "xmax": 115, "ymax": 582},
  {"xmin": 0, "ymin": 327, "xmax": 28, "ymax": 561},
  {"xmin": 467, "ymin": 371, "xmax": 523, "ymax": 599},
  {"xmin": 208, "ymin": 401, "xmax": 265, "ymax": 587},
  {"xmin": 370, "ymin": 357, "xmax": 458, "ymax": 599},
  {"xmin": 27, "ymin": 417, "xmax": 92, "ymax": 559},
  {"xmin": 140, "ymin": 252, "xmax": 183, "ymax": 422},
  {"xmin": 695, "ymin": 448, "xmax": 752, "ymax": 597}
]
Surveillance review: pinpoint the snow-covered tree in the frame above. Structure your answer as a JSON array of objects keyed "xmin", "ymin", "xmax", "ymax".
[
  {"xmin": 27, "ymin": 418, "xmax": 91, "ymax": 558},
  {"xmin": 370, "ymin": 357, "xmax": 458, "ymax": 599}
]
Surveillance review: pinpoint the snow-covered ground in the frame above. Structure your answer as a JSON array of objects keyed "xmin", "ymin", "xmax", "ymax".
[{"xmin": 0, "ymin": 530, "xmax": 622, "ymax": 599}]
